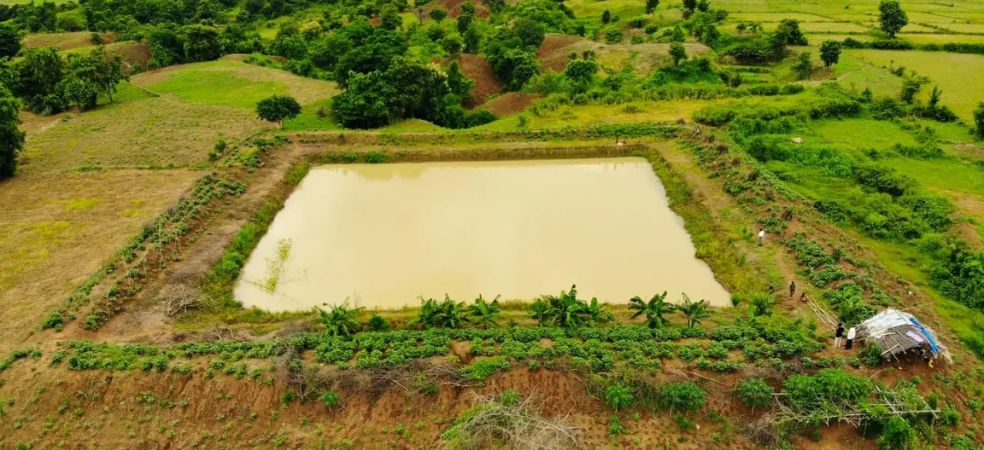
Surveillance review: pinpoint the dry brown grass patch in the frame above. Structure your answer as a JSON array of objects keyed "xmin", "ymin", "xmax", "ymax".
[
  {"xmin": 0, "ymin": 169, "xmax": 200, "ymax": 353},
  {"xmin": 19, "ymin": 95, "xmax": 266, "ymax": 174}
]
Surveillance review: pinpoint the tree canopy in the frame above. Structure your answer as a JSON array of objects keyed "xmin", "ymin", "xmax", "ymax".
[
  {"xmin": 879, "ymin": 0, "xmax": 908, "ymax": 37},
  {"xmin": 256, "ymin": 95, "xmax": 302, "ymax": 128},
  {"xmin": 0, "ymin": 85, "xmax": 24, "ymax": 180}
]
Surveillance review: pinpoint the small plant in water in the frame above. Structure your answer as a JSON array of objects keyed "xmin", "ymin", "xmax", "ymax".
[{"xmin": 260, "ymin": 238, "xmax": 292, "ymax": 292}]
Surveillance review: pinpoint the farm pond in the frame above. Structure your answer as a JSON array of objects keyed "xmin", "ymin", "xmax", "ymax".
[{"xmin": 234, "ymin": 157, "xmax": 730, "ymax": 311}]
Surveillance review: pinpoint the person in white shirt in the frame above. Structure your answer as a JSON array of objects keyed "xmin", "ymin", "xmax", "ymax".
[
  {"xmin": 845, "ymin": 326, "xmax": 857, "ymax": 350},
  {"xmin": 758, "ymin": 229, "xmax": 765, "ymax": 246}
]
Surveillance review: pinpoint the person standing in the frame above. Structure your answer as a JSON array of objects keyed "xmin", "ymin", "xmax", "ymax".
[
  {"xmin": 846, "ymin": 326, "xmax": 856, "ymax": 350},
  {"xmin": 788, "ymin": 280, "xmax": 796, "ymax": 298},
  {"xmin": 834, "ymin": 323, "xmax": 844, "ymax": 348},
  {"xmin": 757, "ymin": 229, "xmax": 765, "ymax": 246}
]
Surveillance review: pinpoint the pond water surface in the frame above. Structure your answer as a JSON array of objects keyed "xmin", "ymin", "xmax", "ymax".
[{"xmin": 234, "ymin": 158, "xmax": 730, "ymax": 311}]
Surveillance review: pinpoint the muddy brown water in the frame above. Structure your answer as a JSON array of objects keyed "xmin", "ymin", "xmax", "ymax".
[{"xmin": 234, "ymin": 157, "xmax": 730, "ymax": 311}]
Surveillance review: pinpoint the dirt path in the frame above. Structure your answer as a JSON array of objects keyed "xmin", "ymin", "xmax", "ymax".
[
  {"xmin": 652, "ymin": 140, "xmax": 818, "ymax": 320},
  {"xmin": 97, "ymin": 141, "xmax": 322, "ymax": 344}
]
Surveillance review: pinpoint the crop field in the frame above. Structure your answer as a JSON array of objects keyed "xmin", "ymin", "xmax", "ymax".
[
  {"xmin": 846, "ymin": 50, "xmax": 984, "ymax": 121},
  {"xmin": 1, "ymin": 0, "xmax": 983, "ymax": 448}
]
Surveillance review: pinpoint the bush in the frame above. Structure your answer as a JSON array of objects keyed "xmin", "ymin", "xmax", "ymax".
[
  {"xmin": 783, "ymin": 369, "xmax": 873, "ymax": 413},
  {"xmin": 604, "ymin": 384, "xmax": 634, "ymax": 410},
  {"xmin": 878, "ymin": 416, "xmax": 916, "ymax": 450},
  {"xmin": 321, "ymin": 390, "xmax": 340, "ymax": 409},
  {"xmin": 460, "ymin": 356, "xmax": 510, "ymax": 381},
  {"xmin": 658, "ymin": 382, "xmax": 706, "ymax": 413},
  {"xmin": 737, "ymin": 378, "xmax": 773, "ymax": 409}
]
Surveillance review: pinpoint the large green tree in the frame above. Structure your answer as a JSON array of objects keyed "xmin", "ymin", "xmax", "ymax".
[
  {"xmin": 878, "ymin": 0, "xmax": 908, "ymax": 38},
  {"xmin": 0, "ymin": 86, "xmax": 25, "ymax": 180},
  {"xmin": 256, "ymin": 95, "xmax": 301, "ymax": 128},
  {"xmin": 62, "ymin": 47, "xmax": 129, "ymax": 110},
  {"xmin": 181, "ymin": 24, "xmax": 222, "ymax": 62},
  {"xmin": 564, "ymin": 58, "xmax": 597, "ymax": 92},
  {"xmin": 11, "ymin": 47, "xmax": 67, "ymax": 114},
  {"xmin": 0, "ymin": 23, "xmax": 21, "ymax": 59},
  {"xmin": 819, "ymin": 40, "xmax": 841, "ymax": 67}
]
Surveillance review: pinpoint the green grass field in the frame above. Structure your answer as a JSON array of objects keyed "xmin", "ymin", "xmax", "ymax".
[
  {"xmin": 846, "ymin": 50, "xmax": 984, "ymax": 122},
  {"xmin": 134, "ymin": 60, "xmax": 338, "ymax": 108}
]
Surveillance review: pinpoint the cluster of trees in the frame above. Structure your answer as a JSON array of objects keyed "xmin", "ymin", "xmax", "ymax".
[
  {"xmin": 331, "ymin": 58, "xmax": 491, "ymax": 129},
  {"xmin": 0, "ymin": 46, "xmax": 128, "ymax": 115},
  {"xmin": 315, "ymin": 286, "xmax": 718, "ymax": 335},
  {"xmin": 722, "ymin": 19, "xmax": 806, "ymax": 64},
  {"xmin": 0, "ymin": 86, "xmax": 25, "ymax": 180}
]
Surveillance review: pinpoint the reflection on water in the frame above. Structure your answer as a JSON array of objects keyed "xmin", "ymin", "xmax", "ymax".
[{"xmin": 234, "ymin": 157, "xmax": 731, "ymax": 311}]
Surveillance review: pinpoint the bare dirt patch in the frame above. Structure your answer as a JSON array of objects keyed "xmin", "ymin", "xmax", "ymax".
[
  {"xmin": 455, "ymin": 53, "xmax": 502, "ymax": 107},
  {"xmin": 479, "ymin": 92, "xmax": 542, "ymax": 116}
]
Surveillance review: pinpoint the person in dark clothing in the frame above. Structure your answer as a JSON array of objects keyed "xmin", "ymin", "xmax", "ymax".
[
  {"xmin": 788, "ymin": 280, "xmax": 796, "ymax": 298},
  {"xmin": 834, "ymin": 323, "xmax": 844, "ymax": 348}
]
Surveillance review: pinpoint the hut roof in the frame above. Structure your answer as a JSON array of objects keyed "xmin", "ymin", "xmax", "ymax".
[{"xmin": 856, "ymin": 309, "xmax": 950, "ymax": 362}]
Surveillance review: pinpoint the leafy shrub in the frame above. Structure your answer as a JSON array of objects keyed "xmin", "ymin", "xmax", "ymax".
[
  {"xmin": 460, "ymin": 357, "xmax": 510, "ymax": 381},
  {"xmin": 783, "ymin": 369, "xmax": 873, "ymax": 413},
  {"xmin": 658, "ymin": 382, "xmax": 706, "ymax": 413},
  {"xmin": 737, "ymin": 378, "xmax": 773, "ymax": 409},
  {"xmin": 860, "ymin": 343, "xmax": 883, "ymax": 367},
  {"xmin": 604, "ymin": 384, "xmax": 634, "ymax": 410},
  {"xmin": 321, "ymin": 390, "xmax": 340, "ymax": 409}
]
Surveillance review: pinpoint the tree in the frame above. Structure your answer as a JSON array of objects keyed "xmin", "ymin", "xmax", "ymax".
[
  {"xmin": 11, "ymin": 47, "xmax": 67, "ymax": 114},
  {"xmin": 775, "ymin": 19, "xmax": 807, "ymax": 45},
  {"xmin": 539, "ymin": 285, "xmax": 591, "ymax": 328},
  {"xmin": 446, "ymin": 61, "xmax": 474, "ymax": 102},
  {"xmin": 62, "ymin": 47, "xmax": 128, "ymax": 110},
  {"xmin": 975, "ymin": 102, "xmax": 984, "ymax": 138},
  {"xmin": 463, "ymin": 23, "xmax": 482, "ymax": 53},
  {"xmin": 928, "ymin": 85, "xmax": 942, "ymax": 110},
  {"xmin": 333, "ymin": 59, "xmax": 462, "ymax": 128},
  {"xmin": 317, "ymin": 303, "xmax": 362, "ymax": 337},
  {"xmin": 900, "ymin": 77, "xmax": 922, "ymax": 104},
  {"xmin": 669, "ymin": 42, "xmax": 687, "ymax": 66},
  {"xmin": 677, "ymin": 294, "xmax": 711, "ymax": 328},
  {"xmin": 645, "ymin": 0, "xmax": 659, "ymax": 14},
  {"xmin": 256, "ymin": 95, "xmax": 301, "ymax": 128},
  {"xmin": 629, "ymin": 292, "xmax": 675, "ymax": 329},
  {"xmin": 793, "ymin": 52, "xmax": 813, "ymax": 79},
  {"xmin": 584, "ymin": 298, "xmax": 613, "ymax": 324},
  {"xmin": 819, "ymin": 40, "xmax": 841, "ymax": 67},
  {"xmin": 487, "ymin": 48, "xmax": 539, "ymax": 91},
  {"xmin": 182, "ymin": 24, "xmax": 222, "ymax": 62},
  {"xmin": 0, "ymin": 86, "xmax": 25, "ymax": 180},
  {"xmin": 412, "ymin": 295, "xmax": 468, "ymax": 328},
  {"xmin": 380, "ymin": 5, "xmax": 402, "ymax": 31},
  {"xmin": 513, "ymin": 18, "xmax": 545, "ymax": 48},
  {"xmin": 670, "ymin": 26, "xmax": 685, "ymax": 42},
  {"xmin": 429, "ymin": 8, "xmax": 448, "ymax": 21},
  {"xmin": 682, "ymin": 0, "xmax": 697, "ymax": 13},
  {"xmin": 0, "ymin": 23, "xmax": 20, "ymax": 59},
  {"xmin": 879, "ymin": 0, "xmax": 908, "ymax": 38},
  {"xmin": 564, "ymin": 58, "xmax": 597, "ymax": 92},
  {"xmin": 456, "ymin": 6, "xmax": 474, "ymax": 34},
  {"xmin": 467, "ymin": 295, "xmax": 501, "ymax": 329}
]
